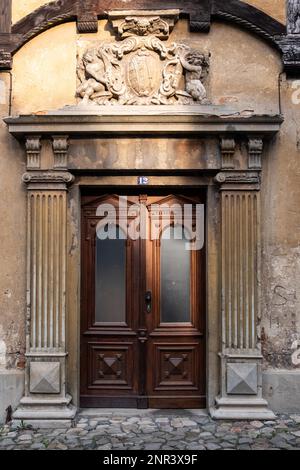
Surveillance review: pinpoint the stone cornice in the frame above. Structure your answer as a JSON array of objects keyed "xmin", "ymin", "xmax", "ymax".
[{"xmin": 4, "ymin": 109, "xmax": 283, "ymax": 139}]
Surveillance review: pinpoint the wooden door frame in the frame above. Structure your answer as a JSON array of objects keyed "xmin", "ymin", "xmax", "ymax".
[{"xmin": 66, "ymin": 175, "xmax": 220, "ymax": 411}]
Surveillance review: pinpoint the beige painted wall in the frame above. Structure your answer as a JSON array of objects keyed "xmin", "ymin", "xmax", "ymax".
[
  {"xmin": 12, "ymin": 0, "xmax": 49, "ymax": 24},
  {"xmin": 0, "ymin": 73, "xmax": 26, "ymax": 370},
  {"xmin": 261, "ymin": 78, "xmax": 300, "ymax": 370},
  {"xmin": 244, "ymin": 0, "xmax": 286, "ymax": 24},
  {"xmin": 12, "ymin": 23, "xmax": 77, "ymax": 114}
]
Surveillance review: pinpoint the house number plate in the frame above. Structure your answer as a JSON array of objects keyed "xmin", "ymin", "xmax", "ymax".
[{"xmin": 138, "ymin": 176, "xmax": 149, "ymax": 185}]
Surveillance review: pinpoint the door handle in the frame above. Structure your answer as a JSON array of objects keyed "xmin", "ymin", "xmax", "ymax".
[{"xmin": 145, "ymin": 291, "xmax": 152, "ymax": 313}]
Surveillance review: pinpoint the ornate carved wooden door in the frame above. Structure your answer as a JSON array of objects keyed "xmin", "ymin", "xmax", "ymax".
[{"xmin": 80, "ymin": 191, "xmax": 206, "ymax": 408}]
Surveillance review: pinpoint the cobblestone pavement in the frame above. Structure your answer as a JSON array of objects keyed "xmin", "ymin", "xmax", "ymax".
[{"xmin": 0, "ymin": 410, "xmax": 300, "ymax": 450}]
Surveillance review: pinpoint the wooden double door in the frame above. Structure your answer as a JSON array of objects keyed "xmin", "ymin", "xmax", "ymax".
[{"xmin": 80, "ymin": 189, "xmax": 206, "ymax": 408}]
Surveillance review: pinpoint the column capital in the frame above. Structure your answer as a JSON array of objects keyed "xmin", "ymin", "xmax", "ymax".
[
  {"xmin": 22, "ymin": 171, "xmax": 75, "ymax": 190},
  {"xmin": 214, "ymin": 171, "xmax": 260, "ymax": 190}
]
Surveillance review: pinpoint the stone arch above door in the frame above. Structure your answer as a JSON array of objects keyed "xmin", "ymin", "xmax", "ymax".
[{"xmin": 2, "ymin": 0, "xmax": 299, "ymax": 74}]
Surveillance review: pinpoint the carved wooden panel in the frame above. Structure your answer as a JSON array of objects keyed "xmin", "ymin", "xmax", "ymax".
[
  {"xmin": 88, "ymin": 343, "xmax": 134, "ymax": 389},
  {"xmin": 154, "ymin": 344, "xmax": 199, "ymax": 390}
]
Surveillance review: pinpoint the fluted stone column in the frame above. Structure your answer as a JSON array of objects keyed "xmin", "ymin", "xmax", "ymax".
[
  {"xmin": 14, "ymin": 138, "xmax": 76, "ymax": 424},
  {"xmin": 211, "ymin": 138, "xmax": 275, "ymax": 419}
]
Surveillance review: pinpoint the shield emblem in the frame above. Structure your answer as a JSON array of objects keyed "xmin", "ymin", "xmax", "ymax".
[{"xmin": 128, "ymin": 52, "xmax": 160, "ymax": 97}]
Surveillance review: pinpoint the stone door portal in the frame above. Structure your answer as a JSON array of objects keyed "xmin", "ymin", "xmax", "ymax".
[{"xmin": 80, "ymin": 190, "xmax": 206, "ymax": 408}]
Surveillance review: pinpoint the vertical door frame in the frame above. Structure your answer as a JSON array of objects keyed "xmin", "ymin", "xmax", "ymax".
[{"xmin": 67, "ymin": 177, "xmax": 218, "ymax": 411}]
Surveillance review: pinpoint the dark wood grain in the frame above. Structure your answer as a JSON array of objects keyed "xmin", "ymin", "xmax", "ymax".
[{"xmin": 80, "ymin": 189, "xmax": 206, "ymax": 409}]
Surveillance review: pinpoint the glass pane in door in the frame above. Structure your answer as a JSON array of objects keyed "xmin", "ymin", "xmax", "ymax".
[
  {"xmin": 95, "ymin": 225, "xmax": 126, "ymax": 323},
  {"xmin": 160, "ymin": 225, "xmax": 190, "ymax": 323}
]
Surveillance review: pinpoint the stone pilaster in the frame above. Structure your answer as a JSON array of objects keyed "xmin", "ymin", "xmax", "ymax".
[
  {"xmin": 13, "ymin": 171, "xmax": 76, "ymax": 425},
  {"xmin": 211, "ymin": 144, "xmax": 275, "ymax": 419}
]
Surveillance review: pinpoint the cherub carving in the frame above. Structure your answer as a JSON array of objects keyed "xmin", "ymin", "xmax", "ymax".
[
  {"xmin": 180, "ymin": 51, "xmax": 208, "ymax": 102},
  {"xmin": 76, "ymin": 48, "xmax": 111, "ymax": 104},
  {"xmin": 119, "ymin": 16, "xmax": 169, "ymax": 37},
  {"xmin": 288, "ymin": 0, "xmax": 300, "ymax": 34}
]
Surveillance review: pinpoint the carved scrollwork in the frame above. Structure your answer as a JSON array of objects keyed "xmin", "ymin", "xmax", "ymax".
[
  {"xmin": 117, "ymin": 16, "xmax": 170, "ymax": 39},
  {"xmin": 76, "ymin": 35, "xmax": 209, "ymax": 106},
  {"xmin": 22, "ymin": 172, "xmax": 75, "ymax": 186},
  {"xmin": 214, "ymin": 172, "xmax": 260, "ymax": 185},
  {"xmin": 287, "ymin": 0, "xmax": 300, "ymax": 35}
]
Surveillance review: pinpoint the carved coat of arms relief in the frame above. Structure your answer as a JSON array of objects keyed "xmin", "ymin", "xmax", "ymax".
[{"xmin": 76, "ymin": 11, "xmax": 209, "ymax": 106}]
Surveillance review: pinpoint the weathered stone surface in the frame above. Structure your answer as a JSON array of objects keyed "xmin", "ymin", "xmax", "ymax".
[{"xmin": 1, "ymin": 410, "xmax": 300, "ymax": 450}]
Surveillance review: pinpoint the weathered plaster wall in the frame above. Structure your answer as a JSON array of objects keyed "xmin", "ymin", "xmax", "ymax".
[
  {"xmin": 12, "ymin": 20, "xmax": 281, "ymax": 115},
  {"xmin": 261, "ymin": 78, "xmax": 300, "ymax": 372},
  {"xmin": 12, "ymin": 23, "xmax": 77, "ymax": 114},
  {"xmin": 244, "ymin": 0, "xmax": 286, "ymax": 24},
  {"xmin": 12, "ymin": 0, "xmax": 49, "ymax": 24},
  {"xmin": 0, "ymin": 73, "xmax": 26, "ymax": 369}
]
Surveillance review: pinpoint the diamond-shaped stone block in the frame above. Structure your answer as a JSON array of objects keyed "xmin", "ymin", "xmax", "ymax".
[
  {"xmin": 30, "ymin": 362, "xmax": 60, "ymax": 394},
  {"xmin": 227, "ymin": 363, "xmax": 258, "ymax": 395}
]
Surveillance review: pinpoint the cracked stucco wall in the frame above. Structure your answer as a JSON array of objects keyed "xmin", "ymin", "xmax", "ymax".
[
  {"xmin": 261, "ymin": 77, "xmax": 300, "ymax": 372},
  {"xmin": 0, "ymin": 72, "xmax": 26, "ymax": 372}
]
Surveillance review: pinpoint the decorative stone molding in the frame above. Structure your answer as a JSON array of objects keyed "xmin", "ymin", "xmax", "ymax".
[
  {"xmin": 109, "ymin": 10, "xmax": 179, "ymax": 40},
  {"xmin": 25, "ymin": 135, "xmax": 41, "ymax": 170},
  {"xmin": 77, "ymin": 36, "xmax": 209, "ymax": 105},
  {"xmin": 30, "ymin": 362, "xmax": 61, "ymax": 394},
  {"xmin": 14, "ymin": 168, "xmax": 76, "ymax": 423},
  {"xmin": 52, "ymin": 135, "xmax": 69, "ymax": 170},
  {"xmin": 215, "ymin": 171, "xmax": 260, "ymax": 186},
  {"xmin": 220, "ymin": 138, "xmax": 236, "ymax": 169},
  {"xmin": 227, "ymin": 363, "xmax": 258, "ymax": 395},
  {"xmin": 279, "ymin": 36, "xmax": 300, "ymax": 74},
  {"xmin": 211, "ymin": 171, "xmax": 275, "ymax": 419},
  {"xmin": 248, "ymin": 138, "xmax": 263, "ymax": 170},
  {"xmin": 77, "ymin": 14, "xmax": 98, "ymax": 34},
  {"xmin": 287, "ymin": 0, "xmax": 300, "ymax": 35},
  {"xmin": 278, "ymin": 1, "xmax": 300, "ymax": 73},
  {"xmin": 22, "ymin": 171, "xmax": 74, "ymax": 190},
  {"xmin": 0, "ymin": 49, "xmax": 12, "ymax": 70}
]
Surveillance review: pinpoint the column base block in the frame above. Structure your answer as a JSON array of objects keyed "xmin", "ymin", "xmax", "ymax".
[
  {"xmin": 210, "ymin": 396, "xmax": 276, "ymax": 420},
  {"xmin": 12, "ymin": 394, "xmax": 77, "ymax": 428}
]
